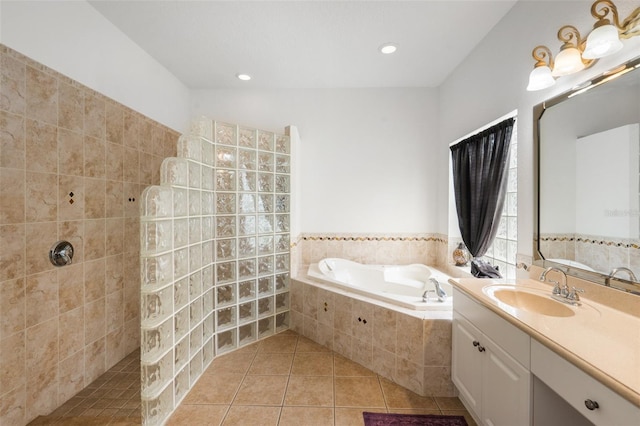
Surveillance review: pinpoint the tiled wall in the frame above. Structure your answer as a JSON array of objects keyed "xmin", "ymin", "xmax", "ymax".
[
  {"xmin": 290, "ymin": 279, "xmax": 455, "ymax": 397},
  {"xmin": 296, "ymin": 233, "xmax": 448, "ymax": 273},
  {"xmin": 139, "ymin": 119, "xmax": 291, "ymax": 425},
  {"xmin": 540, "ymin": 233, "xmax": 640, "ymax": 276},
  {"xmin": 0, "ymin": 44, "xmax": 179, "ymax": 425}
]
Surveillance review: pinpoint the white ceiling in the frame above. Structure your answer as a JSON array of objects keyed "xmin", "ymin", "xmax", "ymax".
[{"xmin": 89, "ymin": 1, "xmax": 517, "ymax": 89}]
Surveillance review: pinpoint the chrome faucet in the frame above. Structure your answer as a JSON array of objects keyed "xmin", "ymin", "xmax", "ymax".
[
  {"xmin": 539, "ymin": 266, "xmax": 569, "ymax": 297},
  {"xmin": 423, "ymin": 278, "xmax": 447, "ymax": 303},
  {"xmin": 606, "ymin": 267, "xmax": 637, "ymax": 286}
]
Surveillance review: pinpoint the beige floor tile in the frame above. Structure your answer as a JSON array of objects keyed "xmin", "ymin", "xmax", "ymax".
[
  {"xmin": 442, "ymin": 410, "xmax": 478, "ymax": 426},
  {"xmin": 248, "ymin": 352, "xmax": 294, "ymax": 375},
  {"xmin": 296, "ymin": 336, "xmax": 332, "ymax": 353},
  {"xmin": 334, "ymin": 407, "xmax": 387, "ymax": 426},
  {"xmin": 333, "ymin": 355, "xmax": 376, "ymax": 377},
  {"xmin": 291, "ymin": 352, "xmax": 334, "ymax": 376},
  {"xmin": 380, "ymin": 377, "xmax": 439, "ymax": 410},
  {"xmin": 334, "ymin": 376, "xmax": 385, "ymax": 408},
  {"xmin": 166, "ymin": 404, "xmax": 228, "ymax": 426},
  {"xmin": 183, "ymin": 373, "xmax": 244, "ymax": 404},
  {"xmin": 233, "ymin": 375, "xmax": 289, "ymax": 406},
  {"xmin": 257, "ymin": 335, "xmax": 298, "ymax": 353},
  {"xmin": 435, "ymin": 396, "xmax": 466, "ymax": 411},
  {"xmin": 278, "ymin": 407, "xmax": 334, "ymax": 426},
  {"xmin": 284, "ymin": 376, "xmax": 334, "ymax": 407},
  {"xmin": 207, "ymin": 352, "xmax": 256, "ymax": 375},
  {"xmin": 222, "ymin": 406, "xmax": 281, "ymax": 426}
]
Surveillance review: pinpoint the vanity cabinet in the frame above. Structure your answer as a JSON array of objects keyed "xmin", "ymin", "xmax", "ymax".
[
  {"xmin": 531, "ymin": 339, "xmax": 640, "ymax": 426},
  {"xmin": 452, "ymin": 289, "xmax": 532, "ymax": 426}
]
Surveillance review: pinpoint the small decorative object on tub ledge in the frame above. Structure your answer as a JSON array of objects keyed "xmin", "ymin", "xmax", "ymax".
[{"xmin": 452, "ymin": 242, "xmax": 470, "ymax": 266}]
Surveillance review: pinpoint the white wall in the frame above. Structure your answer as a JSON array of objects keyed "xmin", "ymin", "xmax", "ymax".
[
  {"xmin": 576, "ymin": 124, "xmax": 639, "ymax": 238},
  {"xmin": 191, "ymin": 88, "xmax": 439, "ymax": 234},
  {"xmin": 438, "ymin": 0, "xmax": 640, "ymax": 259},
  {"xmin": 0, "ymin": 0, "xmax": 190, "ymax": 131}
]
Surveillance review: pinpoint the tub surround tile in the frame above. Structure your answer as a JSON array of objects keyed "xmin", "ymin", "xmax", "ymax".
[
  {"xmin": 291, "ymin": 278, "xmax": 457, "ymax": 397},
  {"xmin": 0, "ymin": 167, "xmax": 26, "ymax": 224},
  {"xmin": 57, "ymin": 128, "xmax": 84, "ymax": 176},
  {"xmin": 58, "ymin": 175, "xmax": 85, "ymax": 221},
  {"xmin": 0, "ymin": 279, "xmax": 26, "ymax": 338}
]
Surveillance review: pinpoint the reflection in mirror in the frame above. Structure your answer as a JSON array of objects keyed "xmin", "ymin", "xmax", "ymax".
[{"xmin": 535, "ymin": 55, "xmax": 640, "ymax": 294}]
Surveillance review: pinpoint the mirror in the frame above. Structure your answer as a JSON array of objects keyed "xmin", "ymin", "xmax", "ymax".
[{"xmin": 534, "ymin": 55, "xmax": 640, "ymax": 294}]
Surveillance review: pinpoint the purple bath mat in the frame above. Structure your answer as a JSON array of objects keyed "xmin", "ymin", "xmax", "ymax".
[{"xmin": 363, "ymin": 412, "xmax": 468, "ymax": 426}]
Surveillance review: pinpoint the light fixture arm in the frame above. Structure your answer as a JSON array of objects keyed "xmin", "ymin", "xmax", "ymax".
[
  {"xmin": 532, "ymin": 45, "xmax": 554, "ymax": 68},
  {"xmin": 591, "ymin": 0, "xmax": 621, "ymax": 29},
  {"xmin": 557, "ymin": 25, "xmax": 584, "ymax": 48},
  {"xmin": 591, "ymin": 0, "xmax": 640, "ymax": 39},
  {"xmin": 620, "ymin": 7, "xmax": 640, "ymax": 39}
]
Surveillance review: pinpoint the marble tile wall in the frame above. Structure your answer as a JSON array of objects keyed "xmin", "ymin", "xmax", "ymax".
[
  {"xmin": 540, "ymin": 233, "xmax": 640, "ymax": 276},
  {"xmin": 139, "ymin": 119, "xmax": 291, "ymax": 425},
  {"xmin": 0, "ymin": 44, "xmax": 179, "ymax": 426},
  {"xmin": 297, "ymin": 233, "xmax": 448, "ymax": 271},
  {"xmin": 290, "ymin": 279, "xmax": 456, "ymax": 397}
]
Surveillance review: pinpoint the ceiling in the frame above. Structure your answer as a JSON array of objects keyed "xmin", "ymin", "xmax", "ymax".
[{"xmin": 89, "ymin": 1, "xmax": 517, "ymax": 89}]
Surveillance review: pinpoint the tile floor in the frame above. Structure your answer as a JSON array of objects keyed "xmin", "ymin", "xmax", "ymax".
[
  {"xmin": 27, "ymin": 349, "xmax": 141, "ymax": 425},
  {"xmin": 168, "ymin": 330, "xmax": 476, "ymax": 426}
]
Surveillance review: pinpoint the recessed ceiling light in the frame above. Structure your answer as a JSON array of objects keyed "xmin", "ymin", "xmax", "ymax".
[
  {"xmin": 379, "ymin": 43, "xmax": 397, "ymax": 54},
  {"xmin": 236, "ymin": 73, "xmax": 251, "ymax": 81}
]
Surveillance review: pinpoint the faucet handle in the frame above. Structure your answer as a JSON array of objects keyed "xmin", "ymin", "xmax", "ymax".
[
  {"xmin": 567, "ymin": 287, "xmax": 585, "ymax": 301},
  {"xmin": 548, "ymin": 280, "xmax": 562, "ymax": 295}
]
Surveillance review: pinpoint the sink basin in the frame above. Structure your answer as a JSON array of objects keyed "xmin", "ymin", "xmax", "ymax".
[{"xmin": 485, "ymin": 287, "xmax": 575, "ymax": 317}]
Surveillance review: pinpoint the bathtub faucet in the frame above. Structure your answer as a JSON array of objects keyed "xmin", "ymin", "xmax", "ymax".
[{"xmin": 423, "ymin": 278, "xmax": 447, "ymax": 303}]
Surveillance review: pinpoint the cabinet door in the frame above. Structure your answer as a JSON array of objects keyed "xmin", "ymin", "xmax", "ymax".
[
  {"xmin": 452, "ymin": 312, "xmax": 483, "ymax": 416},
  {"xmin": 482, "ymin": 338, "xmax": 531, "ymax": 426}
]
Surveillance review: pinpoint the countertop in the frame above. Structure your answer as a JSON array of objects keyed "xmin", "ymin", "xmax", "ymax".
[{"xmin": 449, "ymin": 277, "xmax": 640, "ymax": 408}]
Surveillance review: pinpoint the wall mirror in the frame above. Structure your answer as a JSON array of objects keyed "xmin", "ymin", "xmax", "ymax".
[{"xmin": 534, "ymin": 55, "xmax": 640, "ymax": 294}]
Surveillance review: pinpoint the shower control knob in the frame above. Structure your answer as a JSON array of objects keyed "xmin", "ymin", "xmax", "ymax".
[{"xmin": 49, "ymin": 241, "xmax": 74, "ymax": 267}]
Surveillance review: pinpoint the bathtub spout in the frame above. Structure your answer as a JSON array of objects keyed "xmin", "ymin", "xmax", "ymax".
[{"xmin": 427, "ymin": 278, "xmax": 447, "ymax": 302}]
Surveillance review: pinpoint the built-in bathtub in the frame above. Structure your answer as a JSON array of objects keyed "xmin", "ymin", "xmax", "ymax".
[
  {"xmin": 307, "ymin": 258, "xmax": 453, "ymax": 311},
  {"xmin": 291, "ymin": 258, "xmax": 456, "ymax": 397}
]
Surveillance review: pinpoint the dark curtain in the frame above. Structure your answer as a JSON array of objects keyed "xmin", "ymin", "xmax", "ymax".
[{"xmin": 450, "ymin": 118, "xmax": 515, "ymax": 259}]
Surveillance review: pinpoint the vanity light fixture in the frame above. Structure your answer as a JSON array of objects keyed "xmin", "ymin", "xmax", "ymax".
[
  {"xmin": 526, "ymin": 46, "xmax": 556, "ymax": 91},
  {"xmin": 526, "ymin": 0, "xmax": 640, "ymax": 91},
  {"xmin": 379, "ymin": 43, "xmax": 398, "ymax": 54},
  {"xmin": 551, "ymin": 26, "xmax": 590, "ymax": 77},
  {"xmin": 236, "ymin": 73, "xmax": 252, "ymax": 81}
]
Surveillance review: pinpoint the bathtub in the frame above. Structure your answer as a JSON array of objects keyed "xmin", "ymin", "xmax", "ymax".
[{"xmin": 306, "ymin": 258, "xmax": 453, "ymax": 311}]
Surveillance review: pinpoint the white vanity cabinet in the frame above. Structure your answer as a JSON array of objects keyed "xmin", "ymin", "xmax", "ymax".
[
  {"xmin": 452, "ymin": 289, "xmax": 532, "ymax": 426},
  {"xmin": 531, "ymin": 339, "xmax": 640, "ymax": 426}
]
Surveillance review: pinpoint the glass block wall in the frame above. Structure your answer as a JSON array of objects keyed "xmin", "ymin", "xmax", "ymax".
[{"xmin": 139, "ymin": 119, "xmax": 292, "ymax": 425}]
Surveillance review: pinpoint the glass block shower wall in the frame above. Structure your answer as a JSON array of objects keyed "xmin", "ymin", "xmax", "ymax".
[{"xmin": 139, "ymin": 119, "xmax": 292, "ymax": 425}]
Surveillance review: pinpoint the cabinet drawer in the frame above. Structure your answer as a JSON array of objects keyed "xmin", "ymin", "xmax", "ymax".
[
  {"xmin": 453, "ymin": 288, "xmax": 530, "ymax": 367},
  {"xmin": 531, "ymin": 339, "xmax": 640, "ymax": 426}
]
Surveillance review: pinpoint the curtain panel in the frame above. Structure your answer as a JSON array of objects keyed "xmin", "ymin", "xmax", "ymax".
[{"xmin": 450, "ymin": 117, "xmax": 515, "ymax": 259}]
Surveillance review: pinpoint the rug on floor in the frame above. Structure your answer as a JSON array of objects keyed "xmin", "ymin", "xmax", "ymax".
[{"xmin": 363, "ymin": 412, "xmax": 468, "ymax": 426}]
